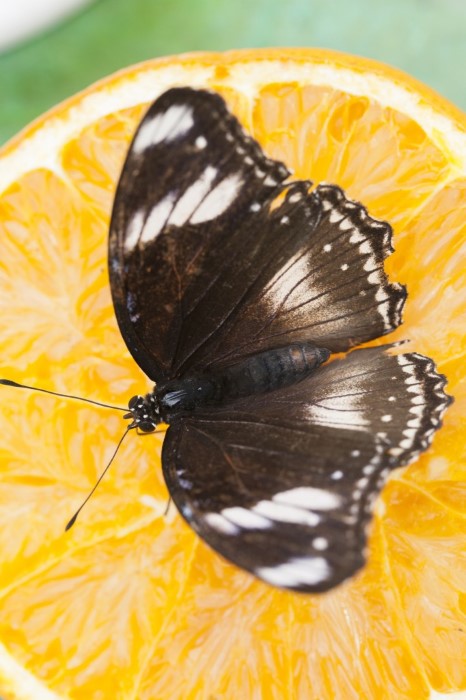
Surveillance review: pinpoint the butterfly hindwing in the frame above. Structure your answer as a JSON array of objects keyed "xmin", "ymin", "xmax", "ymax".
[
  {"xmin": 194, "ymin": 183, "xmax": 406, "ymax": 370},
  {"xmin": 162, "ymin": 347, "xmax": 451, "ymax": 592},
  {"xmin": 109, "ymin": 88, "xmax": 406, "ymax": 382}
]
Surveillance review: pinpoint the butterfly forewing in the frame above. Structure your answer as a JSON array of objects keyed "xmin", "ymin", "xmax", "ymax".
[
  {"xmin": 162, "ymin": 347, "xmax": 451, "ymax": 592},
  {"xmin": 109, "ymin": 87, "xmax": 289, "ymax": 381}
]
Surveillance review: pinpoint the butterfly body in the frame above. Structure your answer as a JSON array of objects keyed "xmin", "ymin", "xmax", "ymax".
[
  {"xmin": 126, "ymin": 343, "xmax": 330, "ymax": 429},
  {"xmin": 158, "ymin": 343, "xmax": 330, "ymax": 418},
  {"xmin": 110, "ymin": 87, "xmax": 452, "ymax": 593}
]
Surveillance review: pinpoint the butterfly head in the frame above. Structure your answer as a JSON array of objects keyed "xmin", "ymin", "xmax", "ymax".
[{"xmin": 124, "ymin": 392, "xmax": 161, "ymax": 433}]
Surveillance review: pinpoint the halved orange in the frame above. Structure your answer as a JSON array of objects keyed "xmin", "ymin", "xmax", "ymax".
[{"xmin": 0, "ymin": 48, "xmax": 465, "ymax": 700}]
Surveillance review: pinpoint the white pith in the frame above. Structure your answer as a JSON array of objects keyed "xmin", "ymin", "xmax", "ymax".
[{"xmin": 0, "ymin": 57, "xmax": 465, "ymax": 196}]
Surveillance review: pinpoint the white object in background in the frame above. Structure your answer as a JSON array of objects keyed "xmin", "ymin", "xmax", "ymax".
[{"xmin": 0, "ymin": 0, "xmax": 95, "ymax": 53}]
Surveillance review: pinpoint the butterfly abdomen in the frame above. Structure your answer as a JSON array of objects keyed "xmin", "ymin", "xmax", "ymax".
[
  {"xmin": 156, "ymin": 343, "xmax": 330, "ymax": 421},
  {"xmin": 217, "ymin": 344, "xmax": 331, "ymax": 398}
]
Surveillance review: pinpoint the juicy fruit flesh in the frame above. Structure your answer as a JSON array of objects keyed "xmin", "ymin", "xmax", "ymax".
[{"xmin": 0, "ymin": 51, "xmax": 465, "ymax": 699}]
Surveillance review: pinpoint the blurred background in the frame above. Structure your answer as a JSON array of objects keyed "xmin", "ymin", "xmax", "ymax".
[{"xmin": 0, "ymin": 0, "xmax": 465, "ymax": 146}]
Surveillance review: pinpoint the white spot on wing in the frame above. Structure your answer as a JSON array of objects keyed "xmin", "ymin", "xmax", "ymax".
[
  {"xmin": 409, "ymin": 405, "xmax": 425, "ymax": 417},
  {"xmin": 306, "ymin": 403, "xmax": 369, "ymax": 429},
  {"xmin": 363, "ymin": 464, "xmax": 376, "ymax": 475},
  {"xmin": 363, "ymin": 256, "xmax": 378, "ymax": 272},
  {"xmin": 204, "ymin": 512, "xmax": 240, "ymax": 535},
  {"xmin": 349, "ymin": 231, "xmax": 365, "ymax": 244},
  {"xmin": 253, "ymin": 500, "xmax": 320, "ymax": 527},
  {"xmin": 139, "ymin": 192, "xmax": 176, "ymax": 243},
  {"xmin": 339, "ymin": 218, "xmax": 353, "ymax": 231},
  {"xmin": 329, "ymin": 210, "xmax": 342, "ymax": 223},
  {"xmin": 190, "ymin": 173, "xmax": 243, "ymax": 224},
  {"xmin": 257, "ymin": 556, "xmax": 331, "ymax": 588},
  {"xmin": 195, "ymin": 135, "xmax": 207, "ymax": 149},
  {"xmin": 169, "ymin": 165, "xmax": 217, "ymax": 226},
  {"xmin": 264, "ymin": 252, "xmax": 311, "ymax": 311},
  {"xmin": 274, "ymin": 487, "xmax": 341, "ymax": 511},
  {"xmin": 133, "ymin": 104, "xmax": 194, "ymax": 152},
  {"xmin": 124, "ymin": 209, "xmax": 145, "ymax": 251},
  {"xmin": 221, "ymin": 506, "xmax": 271, "ymax": 530}
]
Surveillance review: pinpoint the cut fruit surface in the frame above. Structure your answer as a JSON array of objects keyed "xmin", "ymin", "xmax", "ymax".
[{"xmin": 0, "ymin": 48, "xmax": 465, "ymax": 699}]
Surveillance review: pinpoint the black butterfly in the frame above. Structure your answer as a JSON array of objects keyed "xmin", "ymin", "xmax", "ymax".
[{"xmin": 108, "ymin": 87, "xmax": 451, "ymax": 593}]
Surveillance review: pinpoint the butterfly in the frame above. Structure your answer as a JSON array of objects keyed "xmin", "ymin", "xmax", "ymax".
[{"xmin": 108, "ymin": 87, "xmax": 452, "ymax": 593}]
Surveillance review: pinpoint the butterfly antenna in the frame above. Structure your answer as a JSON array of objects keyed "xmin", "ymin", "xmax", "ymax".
[
  {"xmin": 65, "ymin": 426, "xmax": 134, "ymax": 531},
  {"xmin": 0, "ymin": 379, "xmax": 127, "ymax": 412}
]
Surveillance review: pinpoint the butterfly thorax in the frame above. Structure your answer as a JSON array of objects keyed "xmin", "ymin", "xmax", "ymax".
[{"xmin": 147, "ymin": 343, "xmax": 330, "ymax": 425}]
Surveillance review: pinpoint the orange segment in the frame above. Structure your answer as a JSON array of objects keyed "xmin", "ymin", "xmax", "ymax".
[
  {"xmin": 394, "ymin": 179, "xmax": 466, "ymax": 359},
  {"xmin": 382, "ymin": 479, "xmax": 466, "ymax": 691},
  {"xmin": 0, "ymin": 398, "xmax": 167, "ymax": 591},
  {"xmin": 252, "ymin": 84, "xmax": 453, "ymax": 227},
  {"xmin": 0, "ymin": 521, "xmax": 196, "ymax": 698},
  {"xmin": 61, "ymin": 105, "xmax": 148, "ymax": 216},
  {"xmin": 388, "ymin": 179, "xmax": 466, "ymax": 489},
  {"xmin": 0, "ymin": 48, "xmax": 465, "ymax": 699},
  {"xmin": 139, "ymin": 526, "xmax": 431, "ymax": 700},
  {"xmin": 139, "ymin": 550, "xmax": 293, "ymax": 700},
  {"xmin": 288, "ymin": 521, "xmax": 430, "ymax": 700}
]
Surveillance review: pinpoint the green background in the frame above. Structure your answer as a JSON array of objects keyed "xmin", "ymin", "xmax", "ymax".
[{"xmin": 0, "ymin": 0, "xmax": 465, "ymax": 146}]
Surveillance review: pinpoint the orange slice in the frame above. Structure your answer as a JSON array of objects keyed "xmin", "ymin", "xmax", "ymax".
[{"xmin": 0, "ymin": 48, "xmax": 465, "ymax": 700}]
